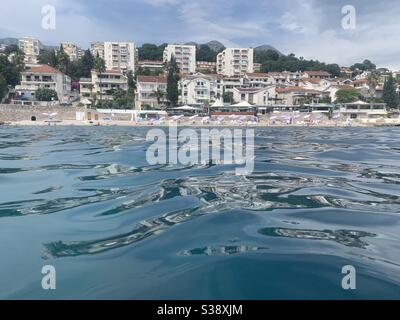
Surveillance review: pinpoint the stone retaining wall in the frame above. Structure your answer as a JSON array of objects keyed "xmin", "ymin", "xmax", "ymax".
[{"xmin": 0, "ymin": 105, "xmax": 85, "ymax": 122}]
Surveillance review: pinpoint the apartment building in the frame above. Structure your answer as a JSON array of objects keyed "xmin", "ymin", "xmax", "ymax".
[
  {"xmin": 81, "ymin": 69, "xmax": 128, "ymax": 101},
  {"xmin": 137, "ymin": 60, "xmax": 165, "ymax": 74},
  {"xmin": 275, "ymin": 86, "xmax": 322, "ymax": 105},
  {"xmin": 179, "ymin": 73, "xmax": 222, "ymax": 105},
  {"xmin": 18, "ymin": 37, "xmax": 44, "ymax": 64},
  {"xmin": 196, "ymin": 61, "xmax": 217, "ymax": 73},
  {"xmin": 253, "ymin": 63, "xmax": 262, "ymax": 73},
  {"xmin": 163, "ymin": 44, "xmax": 196, "ymax": 74},
  {"xmin": 91, "ymin": 41, "xmax": 136, "ymax": 72},
  {"xmin": 15, "ymin": 64, "xmax": 71, "ymax": 102},
  {"xmin": 60, "ymin": 42, "xmax": 84, "ymax": 61},
  {"xmin": 217, "ymin": 47, "xmax": 254, "ymax": 76},
  {"xmin": 135, "ymin": 75, "xmax": 167, "ymax": 109}
]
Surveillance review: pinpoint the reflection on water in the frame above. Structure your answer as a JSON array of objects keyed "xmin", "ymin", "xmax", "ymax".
[
  {"xmin": 1, "ymin": 125, "xmax": 400, "ymax": 299},
  {"xmin": 179, "ymin": 244, "xmax": 269, "ymax": 256},
  {"xmin": 258, "ymin": 227, "xmax": 377, "ymax": 249}
]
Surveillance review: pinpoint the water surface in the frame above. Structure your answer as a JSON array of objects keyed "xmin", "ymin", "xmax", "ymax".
[{"xmin": 0, "ymin": 125, "xmax": 399, "ymax": 299}]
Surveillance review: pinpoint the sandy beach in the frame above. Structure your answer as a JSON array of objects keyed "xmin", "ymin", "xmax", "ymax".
[{"xmin": 4, "ymin": 118, "xmax": 400, "ymax": 127}]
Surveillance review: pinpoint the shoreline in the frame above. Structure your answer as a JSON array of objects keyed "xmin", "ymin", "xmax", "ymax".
[{"xmin": 2, "ymin": 119, "xmax": 400, "ymax": 128}]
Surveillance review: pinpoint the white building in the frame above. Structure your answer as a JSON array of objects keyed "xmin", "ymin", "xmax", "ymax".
[
  {"xmin": 179, "ymin": 73, "xmax": 222, "ymax": 106},
  {"xmin": 137, "ymin": 60, "xmax": 165, "ymax": 74},
  {"xmin": 217, "ymin": 48, "xmax": 254, "ymax": 76},
  {"xmin": 163, "ymin": 44, "xmax": 196, "ymax": 74},
  {"xmin": 232, "ymin": 87, "xmax": 269, "ymax": 106},
  {"xmin": 135, "ymin": 75, "xmax": 167, "ymax": 110},
  {"xmin": 15, "ymin": 64, "xmax": 71, "ymax": 103},
  {"xmin": 338, "ymin": 101, "xmax": 388, "ymax": 122},
  {"xmin": 80, "ymin": 69, "xmax": 128, "ymax": 102},
  {"xmin": 19, "ymin": 37, "xmax": 43, "ymax": 64},
  {"xmin": 91, "ymin": 41, "xmax": 136, "ymax": 72},
  {"xmin": 60, "ymin": 42, "xmax": 84, "ymax": 61}
]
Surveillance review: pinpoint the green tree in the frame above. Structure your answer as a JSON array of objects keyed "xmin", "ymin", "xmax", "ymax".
[
  {"xmin": 196, "ymin": 44, "xmax": 217, "ymax": 62},
  {"xmin": 335, "ymin": 88, "xmax": 363, "ymax": 103},
  {"xmin": 222, "ymin": 91, "xmax": 234, "ymax": 104},
  {"xmin": 0, "ymin": 55, "xmax": 20, "ymax": 87},
  {"xmin": 79, "ymin": 50, "xmax": 94, "ymax": 78},
  {"xmin": 382, "ymin": 74, "xmax": 399, "ymax": 109},
  {"xmin": 126, "ymin": 70, "xmax": 136, "ymax": 109},
  {"xmin": 366, "ymin": 71, "xmax": 380, "ymax": 100},
  {"xmin": 35, "ymin": 88, "xmax": 58, "ymax": 101},
  {"xmin": 150, "ymin": 88, "xmax": 166, "ymax": 107},
  {"xmin": 0, "ymin": 73, "xmax": 7, "ymax": 101},
  {"xmin": 93, "ymin": 55, "xmax": 106, "ymax": 105},
  {"xmin": 166, "ymin": 57, "xmax": 180, "ymax": 107},
  {"xmin": 38, "ymin": 49, "xmax": 58, "ymax": 67},
  {"xmin": 138, "ymin": 43, "xmax": 167, "ymax": 61},
  {"xmin": 56, "ymin": 45, "xmax": 70, "ymax": 75}
]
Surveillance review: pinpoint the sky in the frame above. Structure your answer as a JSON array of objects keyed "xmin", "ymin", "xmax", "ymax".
[{"xmin": 1, "ymin": 0, "xmax": 400, "ymax": 69}]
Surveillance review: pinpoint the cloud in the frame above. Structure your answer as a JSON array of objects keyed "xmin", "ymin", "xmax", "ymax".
[{"xmin": 1, "ymin": 0, "xmax": 400, "ymax": 69}]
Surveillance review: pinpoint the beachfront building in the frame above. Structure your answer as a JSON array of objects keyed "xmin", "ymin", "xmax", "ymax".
[
  {"xmin": 179, "ymin": 73, "xmax": 222, "ymax": 106},
  {"xmin": 18, "ymin": 37, "xmax": 43, "ymax": 64},
  {"xmin": 338, "ymin": 101, "xmax": 388, "ymax": 121},
  {"xmin": 60, "ymin": 42, "xmax": 84, "ymax": 61},
  {"xmin": 89, "ymin": 69, "xmax": 128, "ymax": 101},
  {"xmin": 137, "ymin": 60, "xmax": 165, "ymax": 74},
  {"xmin": 220, "ymin": 76, "xmax": 242, "ymax": 94},
  {"xmin": 196, "ymin": 61, "xmax": 217, "ymax": 73},
  {"xmin": 163, "ymin": 44, "xmax": 196, "ymax": 74},
  {"xmin": 232, "ymin": 87, "xmax": 269, "ymax": 106},
  {"xmin": 15, "ymin": 64, "xmax": 71, "ymax": 102},
  {"xmin": 216, "ymin": 47, "xmax": 254, "ymax": 76},
  {"xmin": 91, "ymin": 41, "xmax": 136, "ymax": 73},
  {"xmin": 275, "ymin": 86, "xmax": 323, "ymax": 105},
  {"xmin": 135, "ymin": 75, "xmax": 167, "ymax": 110}
]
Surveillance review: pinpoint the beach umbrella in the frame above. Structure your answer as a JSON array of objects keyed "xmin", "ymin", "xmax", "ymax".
[
  {"xmin": 269, "ymin": 116, "xmax": 278, "ymax": 120},
  {"xmin": 42, "ymin": 112, "xmax": 58, "ymax": 117},
  {"xmin": 171, "ymin": 115, "xmax": 184, "ymax": 120},
  {"xmin": 189, "ymin": 115, "xmax": 198, "ymax": 120},
  {"xmin": 332, "ymin": 114, "xmax": 341, "ymax": 119},
  {"xmin": 304, "ymin": 115, "xmax": 311, "ymax": 119},
  {"xmin": 217, "ymin": 116, "xmax": 225, "ymax": 121}
]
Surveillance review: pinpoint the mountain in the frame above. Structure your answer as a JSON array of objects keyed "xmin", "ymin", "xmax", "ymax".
[
  {"xmin": 254, "ymin": 44, "xmax": 284, "ymax": 56},
  {"xmin": 184, "ymin": 40, "xmax": 225, "ymax": 52},
  {"xmin": 205, "ymin": 40, "xmax": 225, "ymax": 52},
  {"xmin": 0, "ymin": 37, "xmax": 18, "ymax": 46},
  {"xmin": 185, "ymin": 41, "xmax": 198, "ymax": 47}
]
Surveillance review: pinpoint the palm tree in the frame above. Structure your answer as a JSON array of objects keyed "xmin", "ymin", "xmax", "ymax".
[
  {"xmin": 87, "ymin": 83, "xmax": 94, "ymax": 100},
  {"xmin": 93, "ymin": 55, "xmax": 106, "ymax": 106},
  {"xmin": 150, "ymin": 88, "xmax": 166, "ymax": 108},
  {"xmin": 366, "ymin": 72, "xmax": 380, "ymax": 101}
]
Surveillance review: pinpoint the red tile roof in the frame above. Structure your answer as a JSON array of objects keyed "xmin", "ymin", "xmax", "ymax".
[
  {"xmin": 137, "ymin": 75, "xmax": 167, "ymax": 83},
  {"xmin": 24, "ymin": 64, "xmax": 60, "ymax": 74},
  {"xmin": 276, "ymin": 86, "xmax": 321, "ymax": 94},
  {"xmin": 245, "ymin": 73, "xmax": 270, "ymax": 77},
  {"xmin": 303, "ymin": 70, "xmax": 331, "ymax": 76}
]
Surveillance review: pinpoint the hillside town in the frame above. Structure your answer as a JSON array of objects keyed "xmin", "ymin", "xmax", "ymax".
[{"xmin": 1, "ymin": 36, "xmax": 400, "ymax": 125}]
